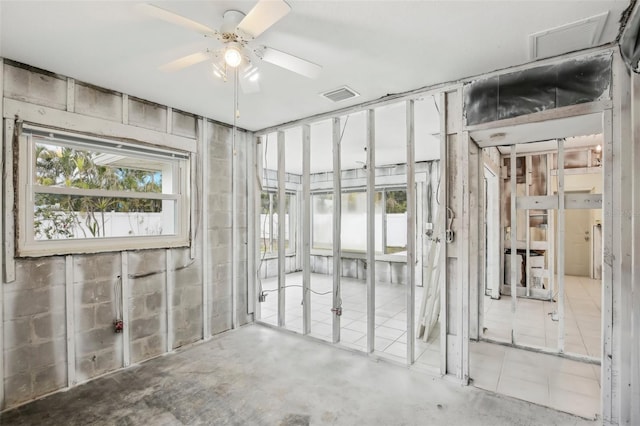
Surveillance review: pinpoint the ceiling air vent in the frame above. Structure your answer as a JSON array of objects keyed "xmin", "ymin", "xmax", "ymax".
[{"xmin": 321, "ymin": 86, "xmax": 360, "ymax": 103}]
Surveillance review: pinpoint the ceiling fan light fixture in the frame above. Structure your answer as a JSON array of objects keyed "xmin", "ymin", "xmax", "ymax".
[{"xmin": 224, "ymin": 45, "xmax": 243, "ymax": 67}]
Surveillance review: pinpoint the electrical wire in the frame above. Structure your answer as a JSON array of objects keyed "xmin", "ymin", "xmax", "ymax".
[{"xmin": 260, "ymin": 285, "xmax": 333, "ymax": 296}]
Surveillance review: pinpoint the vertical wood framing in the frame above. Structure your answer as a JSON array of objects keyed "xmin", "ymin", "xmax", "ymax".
[
  {"xmin": 406, "ymin": 100, "xmax": 416, "ymax": 365},
  {"xmin": 332, "ymin": 117, "xmax": 342, "ymax": 343},
  {"xmin": 4, "ymin": 120, "xmax": 15, "ymax": 283},
  {"xmin": 66, "ymin": 78, "xmax": 75, "ymax": 113},
  {"xmin": 509, "ymin": 145, "xmax": 517, "ymax": 344},
  {"xmin": 121, "ymin": 252, "xmax": 131, "ymax": 367},
  {"xmin": 366, "ymin": 109, "xmax": 376, "ymax": 354},
  {"xmin": 201, "ymin": 119, "xmax": 210, "ymax": 338},
  {"xmin": 302, "ymin": 125, "xmax": 311, "ymax": 334},
  {"xmin": 557, "ymin": 139, "xmax": 565, "ymax": 353},
  {"xmin": 165, "ymin": 249, "xmax": 174, "ymax": 352},
  {"xmin": 602, "ymin": 109, "xmax": 613, "ymax": 422},
  {"xmin": 277, "ymin": 131, "xmax": 286, "ymax": 327},
  {"xmin": 65, "ymin": 255, "xmax": 76, "ymax": 387},
  {"xmin": 439, "ymin": 92, "xmax": 448, "ymax": 375}
]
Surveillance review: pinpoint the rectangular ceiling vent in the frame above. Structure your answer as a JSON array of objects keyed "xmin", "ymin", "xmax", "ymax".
[
  {"xmin": 529, "ymin": 11, "xmax": 609, "ymax": 61},
  {"xmin": 321, "ymin": 86, "xmax": 360, "ymax": 103}
]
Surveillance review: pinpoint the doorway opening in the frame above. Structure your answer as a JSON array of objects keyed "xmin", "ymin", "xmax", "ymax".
[{"xmin": 470, "ymin": 122, "xmax": 605, "ymax": 419}]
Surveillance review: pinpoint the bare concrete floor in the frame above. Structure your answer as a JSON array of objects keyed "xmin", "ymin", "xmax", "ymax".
[{"xmin": 1, "ymin": 324, "xmax": 594, "ymax": 426}]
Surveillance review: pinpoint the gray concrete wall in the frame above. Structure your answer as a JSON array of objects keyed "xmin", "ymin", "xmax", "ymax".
[{"xmin": 1, "ymin": 60, "xmax": 251, "ymax": 409}]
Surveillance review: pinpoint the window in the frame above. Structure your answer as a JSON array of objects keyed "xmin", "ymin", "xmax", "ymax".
[
  {"xmin": 311, "ymin": 189, "xmax": 407, "ymax": 254},
  {"xmin": 384, "ymin": 189, "xmax": 407, "ymax": 254},
  {"xmin": 18, "ymin": 126, "xmax": 190, "ymax": 256},
  {"xmin": 260, "ymin": 191, "xmax": 295, "ymax": 255}
]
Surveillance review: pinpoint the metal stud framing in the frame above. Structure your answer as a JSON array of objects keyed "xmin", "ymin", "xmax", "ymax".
[
  {"xmin": 366, "ymin": 109, "xmax": 376, "ymax": 354},
  {"xmin": 509, "ymin": 145, "xmax": 517, "ymax": 344},
  {"xmin": 121, "ymin": 252, "xmax": 130, "ymax": 367},
  {"xmin": 166, "ymin": 249, "xmax": 174, "ymax": 352},
  {"xmin": 302, "ymin": 125, "xmax": 311, "ymax": 334},
  {"xmin": 65, "ymin": 255, "xmax": 76, "ymax": 387},
  {"xmin": 439, "ymin": 92, "xmax": 448, "ymax": 375},
  {"xmin": 277, "ymin": 130, "xmax": 286, "ymax": 327},
  {"xmin": 406, "ymin": 100, "xmax": 416, "ymax": 364},
  {"xmin": 332, "ymin": 117, "xmax": 342, "ymax": 343},
  {"xmin": 201, "ymin": 119, "xmax": 210, "ymax": 338},
  {"xmin": 557, "ymin": 138, "xmax": 565, "ymax": 353}
]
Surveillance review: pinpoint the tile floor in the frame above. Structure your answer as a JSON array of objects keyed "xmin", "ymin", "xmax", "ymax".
[
  {"xmin": 470, "ymin": 341, "xmax": 601, "ymax": 419},
  {"xmin": 259, "ymin": 272, "xmax": 601, "ymax": 419},
  {"xmin": 258, "ymin": 272, "xmax": 441, "ymax": 369},
  {"xmin": 482, "ymin": 275, "xmax": 601, "ymax": 358}
]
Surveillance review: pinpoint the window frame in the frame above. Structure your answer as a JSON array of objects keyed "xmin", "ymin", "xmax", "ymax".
[
  {"xmin": 310, "ymin": 186, "xmax": 408, "ymax": 255},
  {"xmin": 17, "ymin": 125, "xmax": 191, "ymax": 257},
  {"xmin": 260, "ymin": 190, "xmax": 296, "ymax": 258}
]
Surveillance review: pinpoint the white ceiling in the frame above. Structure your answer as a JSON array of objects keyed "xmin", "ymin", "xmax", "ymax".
[{"xmin": 0, "ymin": 1, "xmax": 630, "ymax": 134}]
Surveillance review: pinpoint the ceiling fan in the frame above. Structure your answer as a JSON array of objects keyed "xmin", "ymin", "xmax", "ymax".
[{"xmin": 139, "ymin": 0, "xmax": 322, "ymax": 94}]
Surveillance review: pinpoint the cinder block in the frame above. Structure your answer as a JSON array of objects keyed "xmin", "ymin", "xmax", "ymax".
[
  {"xmin": 77, "ymin": 327, "xmax": 117, "ymax": 354},
  {"xmin": 174, "ymin": 264, "xmax": 200, "ymax": 287},
  {"xmin": 95, "ymin": 303, "xmax": 115, "ymax": 326},
  {"xmin": 12, "ymin": 257, "xmax": 65, "ymax": 290},
  {"xmin": 342, "ymin": 259, "xmax": 358, "ymax": 278},
  {"xmin": 33, "ymin": 312, "xmax": 65, "ymax": 340},
  {"xmin": 80, "ymin": 279, "xmax": 112, "ymax": 304},
  {"xmin": 128, "ymin": 250, "xmax": 166, "ymax": 276},
  {"xmin": 145, "ymin": 293, "xmax": 163, "ymax": 313},
  {"xmin": 375, "ymin": 261, "xmax": 391, "ymax": 284},
  {"xmin": 31, "ymin": 339, "xmax": 66, "ymax": 369},
  {"xmin": 128, "ymin": 97, "xmax": 167, "ymax": 132},
  {"xmin": 4, "ymin": 63, "xmax": 66, "ymax": 110},
  {"xmin": 130, "ymin": 316, "xmax": 161, "ymax": 340},
  {"xmin": 390, "ymin": 262, "xmax": 407, "ymax": 285},
  {"xmin": 73, "ymin": 253, "xmax": 119, "ymax": 284},
  {"xmin": 3, "ymin": 318, "xmax": 31, "ymax": 350},
  {"xmin": 74, "ymin": 82, "xmax": 122, "ymax": 122},
  {"xmin": 95, "ymin": 349, "xmax": 120, "ymax": 374},
  {"xmin": 130, "ymin": 296, "xmax": 146, "ymax": 320},
  {"xmin": 4, "ymin": 287, "xmax": 53, "ymax": 319},
  {"xmin": 77, "ymin": 356, "xmax": 95, "ymax": 380},
  {"xmin": 5, "ymin": 346, "xmax": 30, "ymax": 374},
  {"xmin": 172, "ymin": 110, "xmax": 197, "ymax": 138},
  {"xmin": 4, "ymin": 372, "xmax": 33, "ymax": 407},
  {"xmin": 33, "ymin": 363, "xmax": 66, "ymax": 395},
  {"xmin": 77, "ymin": 305, "xmax": 96, "ymax": 332}
]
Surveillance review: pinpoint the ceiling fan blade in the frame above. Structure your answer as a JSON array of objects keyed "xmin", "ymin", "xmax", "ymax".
[
  {"xmin": 138, "ymin": 3, "xmax": 218, "ymax": 38},
  {"xmin": 237, "ymin": 0, "xmax": 291, "ymax": 39},
  {"xmin": 160, "ymin": 51, "xmax": 210, "ymax": 72},
  {"xmin": 261, "ymin": 47, "xmax": 321, "ymax": 79}
]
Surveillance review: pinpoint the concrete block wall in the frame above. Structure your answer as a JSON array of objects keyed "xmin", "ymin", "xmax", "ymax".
[
  {"xmin": 3, "ymin": 258, "xmax": 67, "ymax": 407},
  {"xmin": 73, "ymin": 253, "xmax": 123, "ymax": 383},
  {"xmin": 128, "ymin": 250, "xmax": 167, "ymax": 364},
  {"xmin": 1, "ymin": 60, "xmax": 252, "ymax": 409}
]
